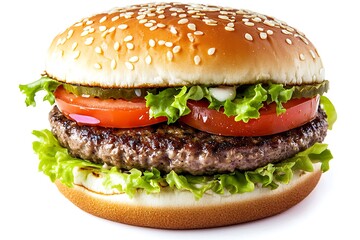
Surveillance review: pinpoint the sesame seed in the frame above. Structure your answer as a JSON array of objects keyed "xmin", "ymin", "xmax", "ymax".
[
  {"xmin": 299, "ymin": 53, "xmax": 305, "ymax": 60},
  {"xmin": 252, "ymin": 17, "xmax": 262, "ymax": 22},
  {"xmin": 170, "ymin": 26, "xmax": 178, "ymax": 35},
  {"xmin": 94, "ymin": 63, "xmax": 102, "ymax": 69},
  {"xmin": 74, "ymin": 22, "xmax": 83, "ymax": 27},
  {"xmin": 172, "ymin": 45, "xmax": 181, "ymax": 53},
  {"xmin": 158, "ymin": 40, "xmax": 166, "ymax": 45},
  {"xmin": 259, "ymin": 32, "xmax": 267, "ymax": 39},
  {"xmin": 203, "ymin": 19, "xmax": 218, "ymax": 26},
  {"xmin": 111, "ymin": 59, "xmax": 117, "ymax": 70},
  {"xmin": 165, "ymin": 42, "xmax": 173, "ymax": 47},
  {"xmin": 80, "ymin": 31, "xmax": 89, "ymax": 37},
  {"xmin": 218, "ymin": 15, "xmax": 229, "ymax": 20},
  {"xmin": 118, "ymin": 24, "xmax": 128, "ymax": 30},
  {"xmin": 257, "ymin": 27, "xmax": 264, "ymax": 31},
  {"xmin": 187, "ymin": 23, "xmax": 196, "ymax": 31},
  {"xmin": 72, "ymin": 50, "xmax": 80, "ymax": 59},
  {"xmin": 157, "ymin": 23, "xmax": 166, "ymax": 28},
  {"xmin": 149, "ymin": 39, "xmax": 156, "ymax": 47},
  {"xmin": 244, "ymin": 21, "xmax": 255, "ymax": 26},
  {"xmin": 67, "ymin": 29, "xmax": 74, "ymax": 39},
  {"xmin": 56, "ymin": 37, "xmax": 66, "ymax": 46},
  {"xmin": 144, "ymin": 22, "xmax": 154, "ymax": 27},
  {"xmin": 297, "ymin": 35, "xmax": 309, "ymax": 45},
  {"xmin": 94, "ymin": 46, "xmax": 102, "ymax": 54},
  {"xmin": 147, "ymin": 13, "xmax": 156, "ymax": 17},
  {"xmin": 310, "ymin": 49, "xmax": 316, "ymax": 59},
  {"xmin": 99, "ymin": 16, "xmax": 107, "ymax": 23},
  {"xmin": 139, "ymin": 19, "xmax": 148, "ymax": 24},
  {"xmin": 225, "ymin": 26, "xmax": 235, "ymax": 31},
  {"xmin": 158, "ymin": 14, "xmax": 165, "ymax": 19},
  {"xmin": 149, "ymin": 26, "xmax": 158, "ymax": 31},
  {"xmin": 179, "ymin": 13, "xmax": 187, "ymax": 18},
  {"xmin": 178, "ymin": 18, "xmax": 189, "ymax": 24},
  {"xmin": 124, "ymin": 35, "xmax": 133, "ymax": 42},
  {"xmin": 88, "ymin": 27, "xmax": 95, "ymax": 33},
  {"xmin": 187, "ymin": 33, "xmax": 195, "ymax": 43},
  {"xmin": 71, "ymin": 42, "xmax": 78, "ymax": 50},
  {"xmin": 266, "ymin": 29, "xmax": 274, "ymax": 35},
  {"xmin": 99, "ymin": 26, "xmax": 107, "ymax": 32},
  {"xmin": 145, "ymin": 55, "xmax": 152, "ymax": 64},
  {"xmin": 125, "ymin": 62, "xmax": 134, "ymax": 70},
  {"xmin": 187, "ymin": 10, "xmax": 197, "ymax": 14},
  {"xmin": 207, "ymin": 48, "xmax": 216, "ymax": 56},
  {"xmin": 126, "ymin": 42, "xmax": 134, "ymax": 50},
  {"xmin": 124, "ymin": 12, "xmax": 134, "ymax": 19},
  {"xmin": 112, "ymin": 16, "xmax": 119, "ymax": 21},
  {"xmin": 194, "ymin": 31, "xmax": 204, "ymax": 35},
  {"xmin": 264, "ymin": 19, "xmax": 275, "ymax": 27},
  {"xmin": 136, "ymin": 14, "xmax": 146, "ymax": 20},
  {"xmin": 194, "ymin": 55, "xmax": 201, "ymax": 65},
  {"xmin": 286, "ymin": 38, "xmax": 292, "ymax": 45},
  {"xmin": 101, "ymin": 30, "xmax": 110, "ymax": 38},
  {"xmin": 245, "ymin": 33, "xmax": 253, "ymax": 41},
  {"xmin": 281, "ymin": 29, "xmax": 293, "ymax": 35},
  {"xmin": 171, "ymin": 12, "xmax": 177, "ymax": 16},
  {"xmin": 86, "ymin": 20, "xmax": 94, "ymax": 25},
  {"xmin": 167, "ymin": 51, "xmax": 174, "ymax": 61},
  {"xmin": 84, "ymin": 37, "xmax": 94, "ymax": 45},
  {"xmin": 129, "ymin": 56, "xmax": 139, "ymax": 63},
  {"xmin": 227, "ymin": 22, "xmax": 234, "ymax": 28},
  {"xmin": 236, "ymin": 10, "xmax": 246, "ymax": 14},
  {"xmin": 108, "ymin": 26, "xmax": 116, "ymax": 33},
  {"xmin": 114, "ymin": 41, "xmax": 120, "ymax": 51}
]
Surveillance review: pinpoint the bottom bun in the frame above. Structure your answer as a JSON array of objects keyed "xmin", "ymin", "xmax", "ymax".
[{"xmin": 55, "ymin": 166, "xmax": 322, "ymax": 229}]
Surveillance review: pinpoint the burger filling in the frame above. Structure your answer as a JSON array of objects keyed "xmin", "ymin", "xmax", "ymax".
[{"xmin": 20, "ymin": 76, "xmax": 336, "ymax": 199}]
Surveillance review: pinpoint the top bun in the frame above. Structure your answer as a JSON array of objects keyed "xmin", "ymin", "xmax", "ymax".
[{"xmin": 45, "ymin": 2, "xmax": 324, "ymax": 88}]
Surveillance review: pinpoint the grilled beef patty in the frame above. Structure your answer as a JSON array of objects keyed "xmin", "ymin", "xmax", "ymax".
[{"xmin": 49, "ymin": 106, "xmax": 328, "ymax": 175}]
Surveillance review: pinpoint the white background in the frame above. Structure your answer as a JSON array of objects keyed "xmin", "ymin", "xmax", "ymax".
[{"xmin": 1, "ymin": 0, "xmax": 359, "ymax": 239}]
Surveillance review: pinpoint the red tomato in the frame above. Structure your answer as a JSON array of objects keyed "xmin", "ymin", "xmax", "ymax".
[
  {"xmin": 180, "ymin": 96, "xmax": 319, "ymax": 136},
  {"xmin": 54, "ymin": 86, "xmax": 167, "ymax": 128}
]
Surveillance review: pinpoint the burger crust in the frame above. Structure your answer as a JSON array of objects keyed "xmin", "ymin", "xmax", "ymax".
[
  {"xmin": 55, "ymin": 166, "xmax": 322, "ymax": 229},
  {"xmin": 45, "ymin": 3, "xmax": 324, "ymax": 88}
]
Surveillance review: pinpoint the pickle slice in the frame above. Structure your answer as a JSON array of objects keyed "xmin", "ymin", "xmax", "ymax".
[
  {"xmin": 63, "ymin": 84, "xmax": 156, "ymax": 99},
  {"xmin": 291, "ymin": 80, "xmax": 329, "ymax": 98},
  {"xmin": 62, "ymin": 80, "xmax": 329, "ymax": 100}
]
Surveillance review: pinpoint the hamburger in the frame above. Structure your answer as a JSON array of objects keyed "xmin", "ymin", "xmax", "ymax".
[{"xmin": 19, "ymin": 2, "xmax": 336, "ymax": 229}]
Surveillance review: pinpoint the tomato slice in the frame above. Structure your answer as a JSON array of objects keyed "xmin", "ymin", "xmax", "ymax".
[
  {"xmin": 54, "ymin": 86, "xmax": 167, "ymax": 128},
  {"xmin": 180, "ymin": 96, "xmax": 319, "ymax": 136}
]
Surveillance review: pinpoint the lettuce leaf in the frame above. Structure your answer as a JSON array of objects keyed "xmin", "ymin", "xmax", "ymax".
[
  {"xmin": 320, "ymin": 95, "xmax": 337, "ymax": 130},
  {"xmin": 32, "ymin": 129, "xmax": 333, "ymax": 200},
  {"xmin": 145, "ymin": 86, "xmax": 208, "ymax": 124},
  {"xmin": 19, "ymin": 76, "xmax": 61, "ymax": 107},
  {"xmin": 145, "ymin": 83, "xmax": 294, "ymax": 123},
  {"xmin": 266, "ymin": 83, "xmax": 294, "ymax": 115}
]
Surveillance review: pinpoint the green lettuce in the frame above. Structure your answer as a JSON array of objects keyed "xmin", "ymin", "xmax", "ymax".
[
  {"xmin": 146, "ymin": 83, "xmax": 294, "ymax": 123},
  {"xmin": 19, "ymin": 76, "xmax": 61, "ymax": 107},
  {"xmin": 32, "ymin": 129, "xmax": 333, "ymax": 200},
  {"xmin": 320, "ymin": 96, "xmax": 337, "ymax": 130}
]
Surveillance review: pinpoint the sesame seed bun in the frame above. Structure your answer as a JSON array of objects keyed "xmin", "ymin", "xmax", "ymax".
[
  {"xmin": 45, "ymin": 3, "xmax": 324, "ymax": 88},
  {"xmin": 55, "ymin": 166, "xmax": 321, "ymax": 229}
]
